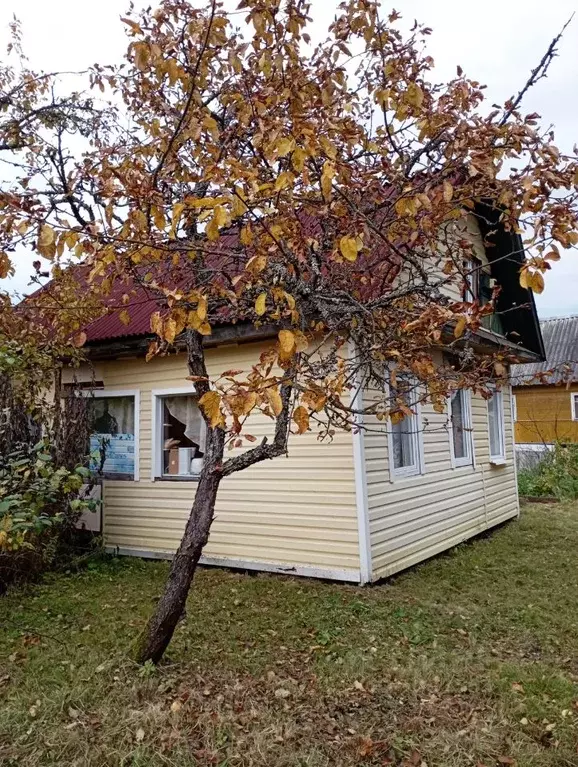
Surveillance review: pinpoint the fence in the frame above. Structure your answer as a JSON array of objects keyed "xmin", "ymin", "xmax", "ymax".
[{"xmin": 515, "ymin": 443, "xmax": 553, "ymax": 472}]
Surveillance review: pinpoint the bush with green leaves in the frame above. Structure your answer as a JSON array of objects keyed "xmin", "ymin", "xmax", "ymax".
[
  {"xmin": 518, "ymin": 443, "xmax": 578, "ymax": 501},
  {"xmin": 0, "ymin": 440, "xmax": 98, "ymax": 589}
]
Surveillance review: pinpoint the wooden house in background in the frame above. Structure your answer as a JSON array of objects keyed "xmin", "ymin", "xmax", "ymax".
[{"xmin": 512, "ymin": 315, "xmax": 578, "ymax": 447}]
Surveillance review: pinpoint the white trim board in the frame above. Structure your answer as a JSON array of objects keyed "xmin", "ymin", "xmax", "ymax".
[
  {"xmin": 106, "ymin": 547, "xmax": 361, "ymax": 583},
  {"xmin": 448, "ymin": 389, "xmax": 475, "ymax": 470},
  {"xmin": 150, "ymin": 385, "xmax": 204, "ymax": 481},
  {"xmin": 350, "ymin": 345, "xmax": 372, "ymax": 585},
  {"xmin": 80, "ymin": 387, "xmax": 141, "ymax": 482}
]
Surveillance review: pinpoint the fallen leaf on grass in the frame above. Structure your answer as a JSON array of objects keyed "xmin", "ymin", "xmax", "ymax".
[
  {"xmin": 274, "ymin": 688, "xmax": 291, "ymax": 699},
  {"xmin": 135, "ymin": 727, "xmax": 145, "ymax": 742}
]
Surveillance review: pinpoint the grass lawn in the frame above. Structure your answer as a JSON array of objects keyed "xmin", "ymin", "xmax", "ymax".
[{"xmin": 1, "ymin": 503, "xmax": 577, "ymax": 767}]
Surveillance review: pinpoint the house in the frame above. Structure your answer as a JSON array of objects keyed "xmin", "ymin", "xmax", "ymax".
[
  {"xmin": 512, "ymin": 315, "xmax": 578, "ymax": 447},
  {"xmin": 60, "ymin": 211, "xmax": 544, "ymax": 585}
]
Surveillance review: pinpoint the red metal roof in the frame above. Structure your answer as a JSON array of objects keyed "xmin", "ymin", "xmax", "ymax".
[{"xmin": 84, "ymin": 284, "xmax": 159, "ymax": 342}]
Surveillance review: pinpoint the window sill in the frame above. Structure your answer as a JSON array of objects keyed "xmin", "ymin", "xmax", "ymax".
[
  {"xmin": 489, "ymin": 457, "xmax": 507, "ymax": 466},
  {"xmin": 154, "ymin": 475, "xmax": 201, "ymax": 482},
  {"xmin": 451, "ymin": 459, "xmax": 474, "ymax": 469}
]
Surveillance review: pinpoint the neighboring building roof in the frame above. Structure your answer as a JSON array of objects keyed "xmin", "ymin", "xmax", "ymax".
[{"xmin": 511, "ymin": 315, "xmax": 578, "ymax": 385}]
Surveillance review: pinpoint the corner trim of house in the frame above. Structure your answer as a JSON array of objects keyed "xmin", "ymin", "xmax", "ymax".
[
  {"xmin": 105, "ymin": 547, "xmax": 360, "ymax": 583},
  {"xmin": 350, "ymin": 343, "xmax": 372, "ymax": 585},
  {"xmin": 509, "ymin": 383, "xmax": 521, "ymax": 517}
]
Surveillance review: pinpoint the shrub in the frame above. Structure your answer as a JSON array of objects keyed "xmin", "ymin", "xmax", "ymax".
[
  {"xmin": 0, "ymin": 440, "xmax": 98, "ymax": 591},
  {"xmin": 518, "ymin": 443, "xmax": 578, "ymax": 501}
]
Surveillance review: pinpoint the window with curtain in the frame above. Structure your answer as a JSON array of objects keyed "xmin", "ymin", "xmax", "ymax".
[
  {"xmin": 89, "ymin": 395, "xmax": 136, "ymax": 478},
  {"xmin": 488, "ymin": 389, "xmax": 506, "ymax": 462},
  {"xmin": 389, "ymin": 376, "xmax": 422, "ymax": 478},
  {"xmin": 157, "ymin": 395, "xmax": 206, "ymax": 478},
  {"xmin": 449, "ymin": 388, "xmax": 473, "ymax": 466}
]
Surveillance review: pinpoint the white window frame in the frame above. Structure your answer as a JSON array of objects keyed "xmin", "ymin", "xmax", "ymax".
[
  {"xmin": 448, "ymin": 388, "xmax": 474, "ymax": 468},
  {"xmin": 151, "ymin": 386, "xmax": 206, "ymax": 481},
  {"xmin": 81, "ymin": 388, "xmax": 140, "ymax": 481},
  {"xmin": 512, "ymin": 393, "xmax": 518, "ymax": 423},
  {"xmin": 571, "ymin": 393, "xmax": 578, "ymax": 422},
  {"xmin": 386, "ymin": 376, "xmax": 425, "ymax": 481},
  {"xmin": 487, "ymin": 386, "xmax": 507, "ymax": 465}
]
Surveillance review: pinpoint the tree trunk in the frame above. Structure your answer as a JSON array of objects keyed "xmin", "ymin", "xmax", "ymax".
[
  {"xmin": 133, "ymin": 424, "xmax": 225, "ymax": 664},
  {"xmin": 133, "ymin": 330, "xmax": 293, "ymax": 664},
  {"xmin": 134, "ymin": 330, "xmax": 224, "ymax": 665}
]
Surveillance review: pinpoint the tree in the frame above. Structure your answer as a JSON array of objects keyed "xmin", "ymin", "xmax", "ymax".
[{"xmin": 1, "ymin": 0, "xmax": 577, "ymax": 663}]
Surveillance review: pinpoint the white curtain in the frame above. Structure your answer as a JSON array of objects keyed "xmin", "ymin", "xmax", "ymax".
[
  {"xmin": 165, "ymin": 396, "xmax": 204, "ymax": 446},
  {"xmin": 91, "ymin": 396, "xmax": 134, "ymax": 435}
]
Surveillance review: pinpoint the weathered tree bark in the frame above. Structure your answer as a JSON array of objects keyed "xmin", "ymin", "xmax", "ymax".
[
  {"xmin": 133, "ymin": 425, "xmax": 225, "ymax": 664},
  {"xmin": 134, "ymin": 331, "xmax": 294, "ymax": 664}
]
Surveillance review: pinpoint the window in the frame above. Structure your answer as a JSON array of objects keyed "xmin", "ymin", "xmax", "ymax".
[
  {"xmin": 488, "ymin": 388, "xmax": 506, "ymax": 463},
  {"xmin": 571, "ymin": 393, "xmax": 578, "ymax": 422},
  {"xmin": 152, "ymin": 389, "xmax": 206, "ymax": 480},
  {"xmin": 387, "ymin": 376, "xmax": 423, "ymax": 479},
  {"xmin": 449, "ymin": 388, "xmax": 473, "ymax": 467},
  {"xmin": 463, "ymin": 257, "xmax": 482, "ymax": 302},
  {"xmin": 87, "ymin": 390, "xmax": 139, "ymax": 480}
]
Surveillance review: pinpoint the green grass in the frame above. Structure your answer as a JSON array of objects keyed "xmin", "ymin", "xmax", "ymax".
[{"xmin": 1, "ymin": 503, "xmax": 577, "ymax": 766}]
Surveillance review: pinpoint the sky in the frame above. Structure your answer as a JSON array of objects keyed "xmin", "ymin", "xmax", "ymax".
[{"xmin": 1, "ymin": 0, "xmax": 577, "ymax": 318}]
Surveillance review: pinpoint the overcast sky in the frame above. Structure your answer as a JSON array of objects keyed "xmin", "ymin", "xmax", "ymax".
[{"xmin": 1, "ymin": 0, "xmax": 577, "ymax": 318}]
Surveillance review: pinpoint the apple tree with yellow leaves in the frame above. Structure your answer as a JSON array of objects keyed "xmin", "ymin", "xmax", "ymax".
[{"xmin": 1, "ymin": 1, "xmax": 577, "ymax": 663}]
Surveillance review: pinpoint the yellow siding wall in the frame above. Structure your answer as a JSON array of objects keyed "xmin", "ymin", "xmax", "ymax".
[
  {"xmin": 437, "ymin": 214, "xmax": 490, "ymax": 303},
  {"xmin": 363, "ymin": 379, "xmax": 518, "ymax": 581},
  {"xmin": 72, "ymin": 342, "xmax": 361, "ymax": 579},
  {"xmin": 514, "ymin": 384, "xmax": 578, "ymax": 444}
]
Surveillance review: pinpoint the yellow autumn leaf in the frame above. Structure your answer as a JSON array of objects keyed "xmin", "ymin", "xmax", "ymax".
[
  {"xmin": 528, "ymin": 270, "xmax": 545, "ymax": 294},
  {"xmin": 0, "ymin": 251, "xmax": 12, "ymax": 279},
  {"xmin": 454, "ymin": 315, "xmax": 467, "ymax": 338},
  {"xmin": 292, "ymin": 147, "xmax": 307, "ymax": 173},
  {"xmin": 278, "ymin": 329, "xmax": 296, "ymax": 355},
  {"xmin": 150, "ymin": 311, "xmax": 163, "ymax": 336},
  {"xmin": 339, "ymin": 235, "xmax": 361, "ymax": 262},
  {"xmin": 276, "ymin": 137, "xmax": 295, "ymax": 157},
  {"xmin": 443, "ymin": 181, "xmax": 453, "ymax": 203},
  {"xmin": 255, "ymin": 293, "xmax": 267, "ymax": 316},
  {"xmin": 153, "ymin": 207, "xmax": 167, "ymax": 231},
  {"xmin": 320, "ymin": 161, "xmax": 335, "ymax": 199},
  {"xmin": 394, "ymin": 197, "xmax": 418, "ymax": 217},
  {"xmin": 196, "ymin": 295, "xmax": 208, "ymax": 321},
  {"xmin": 164, "ymin": 318, "xmax": 178, "ymax": 344},
  {"xmin": 240, "ymin": 225, "xmax": 253, "ymax": 246},
  {"xmin": 519, "ymin": 268, "xmax": 529, "ymax": 290},
  {"xmin": 406, "ymin": 81, "xmax": 424, "ymax": 108},
  {"xmin": 266, "ymin": 387, "xmax": 283, "ymax": 417},
  {"xmin": 293, "ymin": 405, "xmax": 310, "ymax": 434},
  {"xmin": 293, "ymin": 330, "xmax": 309, "ymax": 352},
  {"xmin": 320, "ymin": 136, "xmax": 337, "ymax": 160},
  {"xmin": 246, "ymin": 254, "xmax": 267, "ymax": 275},
  {"xmin": 240, "ymin": 390, "xmax": 257, "ymax": 415},
  {"xmin": 119, "ymin": 309, "xmax": 131, "ymax": 326},
  {"xmin": 38, "ymin": 224, "xmax": 55, "ymax": 249},
  {"xmin": 199, "ymin": 391, "xmax": 224, "ymax": 428},
  {"xmin": 274, "ymin": 171, "xmax": 293, "ymax": 192},
  {"xmin": 133, "ymin": 42, "xmax": 150, "ymax": 71},
  {"xmin": 213, "ymin": 205, "xmax": 228, "ymax": 228}
]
